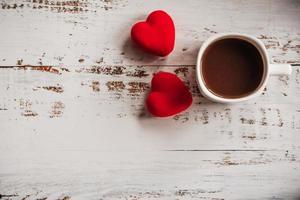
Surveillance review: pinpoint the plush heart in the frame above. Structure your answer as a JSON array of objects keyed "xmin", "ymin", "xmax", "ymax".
[
  {"xmin": 146, "ymin": 72, "xmax": 193, "ymax": 117},
  {"xmin": 131, "ymin": 10, "xmax": 175, "ymax": 57}
]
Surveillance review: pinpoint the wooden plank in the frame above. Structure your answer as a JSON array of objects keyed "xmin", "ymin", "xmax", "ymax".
[
  {"xmin": 0, "ymin": 65, "xmax": 299, "ymax": 151},
  {"xmin": 0, "ymin": 150, "xmax": 300, "ymax": 200},
  {"xmin": 0, "ymin": 0, "xmax": 299, "ymax": 66}
]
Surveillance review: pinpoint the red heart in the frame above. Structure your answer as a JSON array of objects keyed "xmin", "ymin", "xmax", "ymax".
[
  {"xmin": 146, "ymin": 72, "xmax": 193, "ymax": 117},
  {"xmin": 131, "ymin": 10, "xmax": 175, "ymax": 57}
]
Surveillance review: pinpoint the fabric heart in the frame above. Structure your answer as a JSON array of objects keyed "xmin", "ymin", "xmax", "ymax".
[
  {"xmin": 146, "ymin": 72, "xmax": 193, "ymax": 117},
  {"xmin": 131, "ymin": 10, "xmax": 175, "ymax": 57}
]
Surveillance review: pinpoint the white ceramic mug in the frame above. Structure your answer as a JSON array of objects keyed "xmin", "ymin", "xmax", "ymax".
[{"xmin": 196, "ymin": 33, "xmax": 292, "ymax": 103}]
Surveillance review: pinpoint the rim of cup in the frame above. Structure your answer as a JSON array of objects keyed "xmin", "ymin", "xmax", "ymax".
[{"xmin": 196, "ymin": 32, "xmax": 269, "ymax": 103}]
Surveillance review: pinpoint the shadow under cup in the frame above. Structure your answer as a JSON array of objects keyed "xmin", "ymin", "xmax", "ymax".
[{"xmin": 201, "ymin": 38, "xmax": 265, "ymax": 99}]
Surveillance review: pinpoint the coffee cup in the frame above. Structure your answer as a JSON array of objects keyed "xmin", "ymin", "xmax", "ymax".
[{"xmin": 196, "ymin": 33, "xmax": 292, "ymax": 103}]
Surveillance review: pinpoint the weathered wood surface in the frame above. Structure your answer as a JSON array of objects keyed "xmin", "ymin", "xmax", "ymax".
[{"xmin": 0, "ymin": 0, "xmax": 300, "ymax": 199}]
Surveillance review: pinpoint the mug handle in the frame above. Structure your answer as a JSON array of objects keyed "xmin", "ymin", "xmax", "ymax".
[{"xmin": 269, "ymin": 64, "xmax": 292, "ymax": 75}]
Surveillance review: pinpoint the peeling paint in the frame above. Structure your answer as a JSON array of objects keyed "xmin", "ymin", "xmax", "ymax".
[
  {"xmin": 22, "ymin": 110, "xmax": 38, "ymax": 117},
  {"xmin": 174, "ymin": 67, "xmax": 189, "ymax": 77},
  {"xmin": 194, "ymin": 109, "xmax": 209, "ymax": 124},
  {"xmin": 19, "ymin": 99, "xmax": 38, "ymax": 117},
  {"xmin": 16, "ymin": 59, "xmax": 23, "ymax": 65},
  {"xmin": 240, "ymin": 117, "xmax": 256, "ymax": 125},
  {"xmin": 173, "ymin": 112, "xmax": 190, "ymax": 123},
  {"xmin": 126, "ymin": 68, "xmax": 149, "ymax": 78},
  {"xmin": 15, "ymin": 65, "xmax": 69, "ymax": 74},
  {"xmin": 60, "ymin": 196, "xmax": 71, "ymax": 200},
  {"xmin": 78, "ymin": 66, "xmax": 125, "ymax": 76},
  {"xmin": 42, "ymin": 85, "xmax": 64, "ymax": 93},
  {"xmin": 91, "ymin": 81, "xmax": 100, "ymax": 92},
  {"xmin": 127, "ymin": 82, "xmax": 149, "ymax": 94},
  {"xmin": 50, "ymin": 101, "xmax": 65, "ymax": 118},
  {"xmin": 259, "ymin": 108, "xmax": 268, "ymax": 126},
  {"xmin": 1, "ymin": 0, "xmax": 89, "ymax": 13},
  {"xmin": 278, "ymin": 75, "xmax": 289, "ymax": 85},
  {"xmin": 106, "ymin": 81, "xmax": 125, "ymax": 91},
  {"xmin": 31, "ymin": 66, "xmax": 60, "ymax": 74}
]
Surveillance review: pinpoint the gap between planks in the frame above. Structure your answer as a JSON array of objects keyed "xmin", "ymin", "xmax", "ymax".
[
  {"xmin": 164, "ymin": 149, "xmax": 270, "ymax": 152},
  {"xmin": 0, "ymin": 64, "xmax": 196, "ymax": 68},
  {"xmin": 0, "ymin": 64, "xmax": 299, "ymax": 69}
]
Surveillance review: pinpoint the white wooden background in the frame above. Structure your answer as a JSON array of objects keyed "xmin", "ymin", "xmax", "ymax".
[{"xmin": 0, "ymin": 0, "xmax": 300, "ymax": 199}]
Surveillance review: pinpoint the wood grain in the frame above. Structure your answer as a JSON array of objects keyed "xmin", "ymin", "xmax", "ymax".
[
  {"xmin": 0, "ymin": 0, "xmax": 300, "ymax": 199},
  {"xmin": 0, "ymin": 151, "xmax": 299, "ymax": 200},
  {"xmin": 0, "ymin": 0, "xmax": 299, "ymax": 66}
]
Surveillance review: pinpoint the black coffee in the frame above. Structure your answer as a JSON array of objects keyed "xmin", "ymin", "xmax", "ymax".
[{"xmin": 202, "ymin": 38, "xmax": 264, "ymax": 98}]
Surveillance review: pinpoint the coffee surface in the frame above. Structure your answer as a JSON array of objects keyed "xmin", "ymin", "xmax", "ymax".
[{"xmin": 202, "ymin": 38, "xmax": 264, "ymax": 98}]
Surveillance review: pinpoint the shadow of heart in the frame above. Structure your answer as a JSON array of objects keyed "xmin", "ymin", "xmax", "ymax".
[{"xmin": 122, "ymin": 37, "xmax": 160, "ymax": 64}]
